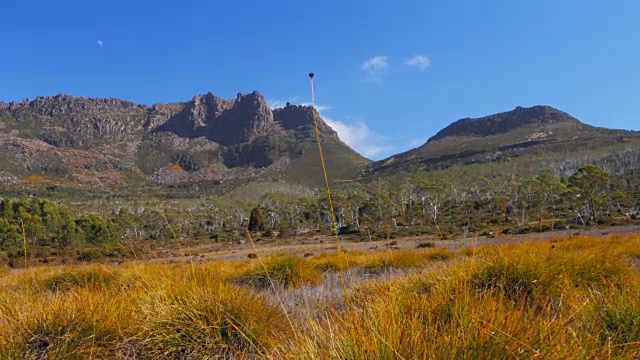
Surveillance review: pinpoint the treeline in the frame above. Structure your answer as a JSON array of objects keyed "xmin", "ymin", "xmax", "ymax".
[
  {"xmin": 0, "ymin": 197, "xmax": 126, "ymax": 265},
  {"xmin": 1, "ymin": 164, "xmax": 639, "ymax": 266}
]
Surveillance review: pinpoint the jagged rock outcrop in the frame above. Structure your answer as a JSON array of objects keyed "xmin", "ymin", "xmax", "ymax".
[
  {"xmin": 1, "ymin": 94, "xmax": 147, "ymax": 148},
  {"xmin": 208, "ymin": 91, "xmax": 277, "ymax": 145},
  {"xmin": 149, "ymin": 92, "xmax": 234, "ymax": 137},
  {"xmin": 145, "ymin": 103, "xmax": 185, "ymax": 132},
  {"xmin": 0, "ymin": 90, "xmax": 367, "ymax": 191},
  {"xmin": 273, "ymin": 103, "xmax": 338, "ymax": 137}
]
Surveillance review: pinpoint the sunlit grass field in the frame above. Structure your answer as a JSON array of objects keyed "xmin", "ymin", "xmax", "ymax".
[{"xmin": 1, "ymin": 234, "xmax": 639, "ymax": 359}]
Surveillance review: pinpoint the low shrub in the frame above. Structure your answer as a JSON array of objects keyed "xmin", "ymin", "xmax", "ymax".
[{"xmin": 236, "ymin": 255, "xmax": 323, "ymax": 289}]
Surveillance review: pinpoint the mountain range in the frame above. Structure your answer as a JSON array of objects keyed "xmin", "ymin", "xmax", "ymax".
[
  {"xmin": 0, "ymin": 91, "xmax": 367, "ymax": 196},
  {"xmin": 1, "ymin": 91, "xmax": 640, "ymax": 197}
]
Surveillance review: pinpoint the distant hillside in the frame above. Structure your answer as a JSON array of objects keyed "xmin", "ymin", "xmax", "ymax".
[
  {"xmin": 0, "ymin": 91, "xmax": 368, "ymax": 196},
  {"xmin": 427, "ymin": 106, "xmax": 580, "ymax": 141},
  {"xmin": 4, "ymin": 96, "xmax": 639, "ymax": 199},
  {"xmin": 361, "ymin": 105, "xmax": 640, "ymax": 180}
]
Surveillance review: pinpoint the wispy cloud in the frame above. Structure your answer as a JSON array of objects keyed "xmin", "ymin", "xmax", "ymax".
[
  {"xmin": 97, "ymin": 40, "xmax": 104, "ymax": 47},
  {"xmin": 406, "ymin": 55, "xmax": 431, "ymax": 71},
  {"xmin": 362, "ymin": 55, "xmax": 389, "ymax": 74},
  {"xmin": 408, "ymin": 137, "xmax": 427, "ymax": 147},
  {"xmin": 323, "ymin": 116, "xmax": 393, "ymax": 158},
  {"xmin": 301, "ymin": 103, "xmax": 333, "ymax": 112},
  {"xmin": 268, "ymin": 95, "xmax": 299, "ymax": 109},
  {"xmin": 268, "ymin": 99, "xmax": 287, "ymax": 109},
  {"xmin": 362, "ymin": 55, "xmax": 389, "ymax": 85},
  {"xmin": 314, "ymin": 105, "xmax": 393, "ymax": 159}
]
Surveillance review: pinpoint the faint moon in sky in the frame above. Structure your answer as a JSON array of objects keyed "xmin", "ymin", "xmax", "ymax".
[{"xmin": 97, "ymin": 40, "xmax": 104, "ymax": 47}]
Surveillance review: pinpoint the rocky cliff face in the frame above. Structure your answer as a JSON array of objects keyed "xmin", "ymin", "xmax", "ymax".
[
  {"xmin": 273, "ymin": 104, "xmax": 338, "ymax": 137},
  {"xmin": 149, "ymin": 92, "xmax": 234, "ymax": 137},
  {"xmin": 0, "ymin": 91, "xmax": 340, "ymax": 146},
  {"xmin": 0, "ymin": 94, "xmax": 147, "ymax": 148},
  {"xmin": 208, "ymin": 91, "xmax": 277, "ymax": 145},
  {"xmin": 0, "ymin": 90, "xmax": 367, "ymax": 192}
]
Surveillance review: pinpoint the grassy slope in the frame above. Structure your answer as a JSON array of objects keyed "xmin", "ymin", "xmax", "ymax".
[
  {"xmin": 1, "ymin": 234, "xmax": 639, "ymax": 358},
  {"xmin": 286, "ymin": 137, "xmax": 370, "ymax": 187},
  {"xmin": 363, "ymin": 122, "xmax": 640, "ymax": 181}
]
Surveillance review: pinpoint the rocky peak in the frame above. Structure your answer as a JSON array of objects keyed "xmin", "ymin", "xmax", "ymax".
[
  {"xmin": 193, "ymin": 92, "xmax": 234, "ymax": 123},
  {"xmin": 511, "ymin": 105, "xmax": 575, "ymax": 121},
  {"xmin": 273, "ymin": 103, "xmax": 338, "ymax": 137},
  {"xmin": 1, "ymin": 90, "xmax": 345, "ymax": 149},
  {"xmin": 428, "ymin": 105, "xmax": 581, "ymax": 142},
  {"xmin": 147, "ymin": 92, "xmax": 234, "ymax": 136},
  {"xmin": 208, "ymin": 90, "xmax": 275, "ymax": 145}
]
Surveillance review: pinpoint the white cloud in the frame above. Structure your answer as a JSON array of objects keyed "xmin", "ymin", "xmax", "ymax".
[
  {"xmin": 301, "ymin": 103, "xmax": 333, "ymax": 112},
  {"xmin": 323, "ymin": 116, "xmax": 393, "ymax": 158},
  {"xmin": 362, "ymin": 55, "xmax": 389, "ymax": 74},
  {"xmin": 268, "ymin": 99, "xmax": 287, "ymax": 109},
  {"xmin": 362, "ymin": 56, "xmax": 389, "ymax": 85},
  {"xmin": 406, "ymin": 55, "xmax": 431, "ymax": 71},
  {"xmin": 97, "ymin": 40, "xmax": 104, "ymax": 47},
  {"xmin": 268, "ymin": 95, "xmax": 299, "ymax": 109}
]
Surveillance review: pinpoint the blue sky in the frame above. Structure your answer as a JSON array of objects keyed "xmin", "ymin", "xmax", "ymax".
[{"xmin": 1, "ymin": 0, "xmax": 639, "ymax": 160}]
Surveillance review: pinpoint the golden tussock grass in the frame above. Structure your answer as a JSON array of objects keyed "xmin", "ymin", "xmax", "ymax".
[{"xmin": 1, "ymin": 234, "xmax": 640, "ymax": 359}]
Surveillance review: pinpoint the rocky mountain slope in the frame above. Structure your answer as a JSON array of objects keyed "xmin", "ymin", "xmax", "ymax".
[
  {"xmin": 427, "ymin": 106, "xmax": 580, "ymax": 141},
  {"xmin": 3, "ymin": 95, "xmax": 639, "ymax": 198},
  {"xmin": 0, "ymin": 91, "xmax": 368, "ymax": 194},
  {"xmin": 360, "ymin": 105, "xmax": 640, "ymax": 180}
]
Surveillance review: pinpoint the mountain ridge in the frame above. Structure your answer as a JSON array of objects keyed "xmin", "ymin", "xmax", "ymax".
[
  {"xmin": 3, "ymin": 94, "xmax": 640, "ymax": 198},
  {"xmin": 360, "ymin": 105, "xmax": 640, "ymax": 181},
  {"xmin": 427, "ymin": 105, "xmax": 581, "ymax": 143},
  {"xmin": 0, "ymin": 90, "xmax": 368, "ymax": 193}
]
